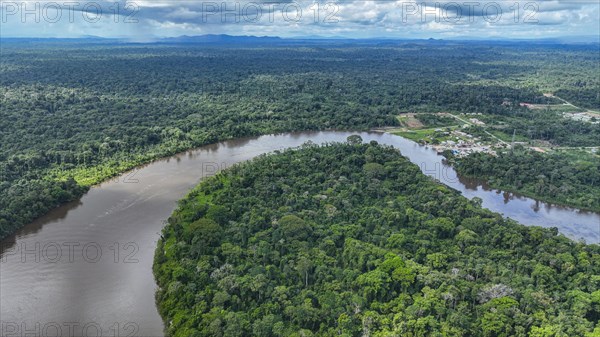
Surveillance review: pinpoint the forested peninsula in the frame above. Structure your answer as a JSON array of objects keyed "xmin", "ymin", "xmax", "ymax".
[{"xmin": 154, "ymin": 139, "xmax": 600, "ymax": 337}]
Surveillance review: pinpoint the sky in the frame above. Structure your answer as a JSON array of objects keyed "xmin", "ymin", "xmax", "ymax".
[{"xmin": 0, "ymin": 0, "xmax": 599, "ymax": 40}]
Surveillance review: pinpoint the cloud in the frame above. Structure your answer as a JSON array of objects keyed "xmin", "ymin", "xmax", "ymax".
[{"xmin": 0, "ymin": 0, "xmax": 598, "ymax": 38}]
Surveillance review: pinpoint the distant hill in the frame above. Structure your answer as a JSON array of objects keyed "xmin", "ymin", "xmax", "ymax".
[{"xmin": 158, "ymin": 34, "xmax": 283, "ymax": 44}]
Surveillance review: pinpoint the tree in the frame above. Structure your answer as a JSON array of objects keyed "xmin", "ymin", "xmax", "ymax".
[{"xmin": 347, "ymin": 135, "xmax": 363, "ymax": 145}]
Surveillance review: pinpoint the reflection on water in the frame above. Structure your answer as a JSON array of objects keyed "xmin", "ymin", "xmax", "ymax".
[
  {"xmin": 1, "ymin": 131, "xmax": 598, "ymax": 337},
  {"xmin": 455, "ymin": 166, "xmax": 597, "ymax": 217},
  {"xmin": 0, "ymin": 199, "xmax": 83, "ymax": 255}
]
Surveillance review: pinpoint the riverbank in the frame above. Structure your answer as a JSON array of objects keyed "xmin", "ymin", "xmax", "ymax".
[
  {"xmin": 1, "ymin": 127, "xmax": 369, "ymax": 241},
  {"xmin": 381, "ymin": 112, "xmax": 600, "ymax": 213},
  {"xmin": 451, "ymin": 171, "xmax": 600, "ymax": 214}
]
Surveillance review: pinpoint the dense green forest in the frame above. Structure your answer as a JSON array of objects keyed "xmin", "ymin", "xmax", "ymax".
[
  {"xmin": 154, "ymin": 140, "xmax": 600, "ymax": 337},
  {"xmin": 447, "ymin": 147, "xmax": 600, "ymax": 212},
  {"xmin": 477, "ymin": 111, "xmax": 600, "ymax": 147},
  {"xmin": 1, "ymin": 40, "xmax": 599, "ymax": 238}
]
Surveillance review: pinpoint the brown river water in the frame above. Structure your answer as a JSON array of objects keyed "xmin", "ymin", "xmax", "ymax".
[{"xmin": 1, "ymin": 131, "xmax": 598, "ymax": 336}]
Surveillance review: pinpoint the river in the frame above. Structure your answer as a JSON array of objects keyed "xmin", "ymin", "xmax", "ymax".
[{"xmin": 1, "ymin": 131, "xmax": 598, "ymax": 337}]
